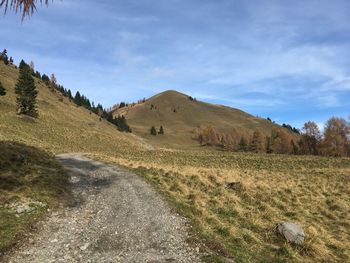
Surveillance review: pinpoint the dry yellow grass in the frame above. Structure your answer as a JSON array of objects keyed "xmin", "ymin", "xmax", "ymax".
[
  {"xmin": 0, "ymin": 62, "xmax": 146, "ymax": 154},
  {"xmin": 1, "ymin": 61, "xmax": 349, "ymax": 262},
  {"xmin": 94, "ymin": 151, "xmax": 350, "ymax": 263}
]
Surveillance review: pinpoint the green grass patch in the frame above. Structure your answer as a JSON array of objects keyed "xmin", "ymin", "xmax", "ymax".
[{"xmin": 0, "ymin": 141, "xmax": 70, "ymax": 254}]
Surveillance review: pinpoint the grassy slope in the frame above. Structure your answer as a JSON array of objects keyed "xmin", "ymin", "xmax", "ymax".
[
  {"xmin": 113, "ymin": 90, "xmax": 292, "ymax": 149},
  {"xmin": 0, "ymin": 141, "xmax": 70, "ymax": 254},
  {"xmin": 0, "ymin": 61, "xmax": 147, "ymax": 255},
  {"xmin": 1, "ymin": 61, "xmax": 350, "ymax": 262},
  {"xmin": 96, "ymin": 150, "xmax": 350, "ymax": 263},
  {"xmin": 0, "ymin": 62, "xmax": 145, "ymax": 154}
]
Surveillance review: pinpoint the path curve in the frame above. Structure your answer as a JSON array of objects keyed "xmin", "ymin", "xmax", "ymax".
[{"xmin": 5, "ymin": 154, "xmax": 201, "ymax": 263}]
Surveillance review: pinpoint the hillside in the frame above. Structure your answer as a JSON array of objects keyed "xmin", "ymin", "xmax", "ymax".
[
  {"xmin": 113, "ymin": 90, "xmax": 294, "ymax": 148},
  {"xmin": 0, "ymin": 61, "xmax": 145, "ymax": 154},
  {"xmin": 1, "ymin": 61, "xmax": 349, "ymax": 262}
]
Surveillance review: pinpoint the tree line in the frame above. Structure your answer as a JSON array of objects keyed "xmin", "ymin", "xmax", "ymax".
[
  {"xmin": 0, "ymin": 50, "xmax": 131, "ymax": 132},
  {"xmin": 195, "ymin": 118, "xmax": 350, "ymax": 157}
]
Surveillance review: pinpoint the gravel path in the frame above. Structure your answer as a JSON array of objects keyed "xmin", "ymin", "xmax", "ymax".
[{"xmin": 5, "ymin": 154, "xmax": 201, "ymax": 263}]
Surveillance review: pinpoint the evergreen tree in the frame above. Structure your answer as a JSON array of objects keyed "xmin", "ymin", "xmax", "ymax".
[
  {"xmin": 158, "ymin": 126, "xmax": 164, "ymax": 134},
  {"xmin": 0, "ymin": 49, "xmax": 9, "ymax": 65},
  {"xmin": 19, "ymin": 59, "xmax": 28, "ymax": 70},
  {"xmin": 0, "ymin": 81, "xmax": 6, "ymax": 96},
  {"xmin": 67, "ymin": 89, "xmax": 73, "ymax": 100},
  {"xmin": 113, "ymin": 115, "xmax": 131, "ymax": 132},
  {"xmin": 15, "ymin": 65, "xmax": 38, "ymax": 117},
  {"xmin": 34, "ymin": 71, "xmax": 41, "ymax": 79},
  {"xmin": 74, "ymin": 91, "xmax": 82, "ymax": 106},
  {"xmin": 150, "ymin": 126, "xmax": 157, "ymax": 136},
  {"xmin": 41, "ymin": 74, "xmax": 50, "ymax": 85}
]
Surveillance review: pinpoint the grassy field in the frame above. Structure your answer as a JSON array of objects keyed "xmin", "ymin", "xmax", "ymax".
[
  {"xmin": 1, "ymin": 61, "xmax": 350, "ymax": 262},
  {"xmin": 93, "ymin": 150, "xmax": 350, "ymax": 263},
  {"xmin": 0, "ymin": 141, "xmax": 70, "ymax": 254}
]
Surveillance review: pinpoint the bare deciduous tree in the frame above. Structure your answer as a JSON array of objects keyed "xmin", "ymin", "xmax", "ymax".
[
  {"xmin": 29, "ymin": 61, "xmax": 35, "ymax": 71},
  {"xmin": 50, "ymin": 73, "xmax": 57, "ymax": 85}
]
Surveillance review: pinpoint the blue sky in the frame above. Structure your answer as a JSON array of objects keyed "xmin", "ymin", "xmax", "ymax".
[{"xmin": 1, "ymin": 0, "xmax": 349, "ymax": 128}]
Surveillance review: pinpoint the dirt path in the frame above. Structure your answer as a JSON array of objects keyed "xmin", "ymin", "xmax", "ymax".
[{"xmin": 5, "ymin": 154, "xmax": 201, "ymax": 263}]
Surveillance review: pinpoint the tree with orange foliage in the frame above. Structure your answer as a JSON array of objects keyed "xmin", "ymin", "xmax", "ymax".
[
  {"xmin": 221, "ymin": 133, "xmax": 234, "ymax": 150},
  {"xmin": 299, "ymin": 121, "xmax": 321, "ymax": 155},
  {"xmin": 321, "ymin": 117, "xmax": 350, "ymax": 157},
  {"xmin": 222, "ymin": 128, "xmax": 240, "ymax": 151},
  {"xmin": 272, "ymin": 129, "xmax": 293, "ymax": 154},
  {"xmin": 250, "ymin": 129, "xmax": 266, "ymax": 153},
  {"xmin": 198, "ymin": 126, "xmax": 220, "ymax": 146},
  {"xmin": 208, "ymin": 127, "xmax": 220, "ymax": 146}
]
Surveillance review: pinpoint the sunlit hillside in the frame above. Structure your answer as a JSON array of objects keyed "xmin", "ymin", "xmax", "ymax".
[
  {"xmin": 113, "ymin": 90, "xmax": 296, "ymax": 149},
  {"xmin": 1, "ymin": 61, "xmax": 349, "ymax": 262},
  {"xmin": 0, "ymin": 62, "xmax": 145, "ymax": 154}
]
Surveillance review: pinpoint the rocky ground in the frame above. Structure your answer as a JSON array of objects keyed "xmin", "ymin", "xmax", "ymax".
[{"xmin": 4, "ymin": 154, "xmax": 201, "ymax": 263}]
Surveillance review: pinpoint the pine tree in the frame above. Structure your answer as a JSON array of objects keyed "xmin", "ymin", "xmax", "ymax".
[
  {"xmin": 15, "ymin": 65, "xmax": 38, "ymax": 117},
  {"xmin": 113, "ymin": 115, "xmax": 131, "ymax": 132},
  {"xmin": 158, "ymin": 126, "xmax": 164, "ymax": 134},
  {"xmin": 150, "ymin": 126, "xmax": 157, "ymax": 136},
  {"xmin": 0, "ymin": 81, "xmax": 6, "ymax": 96},
  {"xmin": 34, "ymin": 71, "xmax": 41, "ymax": 79},
  {"xmin": 41, "ymin": 74, "xmax": 50, "ymax": 84},
  {"xmin": 19, "ymin": 59, "xmax": 28, "ymax": 70},
  {"xmin": 0, "ymin": 49, "xmax": 9, "ymax": 65},
  {"xmin": 67, "ymin": 89, "xmax": 73, "ymax": 100},
  {"xmin": 74, "ymin": 91, "xmax": 82, "ymax": 106}
]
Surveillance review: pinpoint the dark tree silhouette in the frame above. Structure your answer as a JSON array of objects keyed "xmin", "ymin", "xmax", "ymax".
[
  {"xmin": 150, "ymin": 126, "xmax": 157, "ymax": 136},
  {"xmin": 0, "ymin": 81, "xmax": 6, "ymax": 96},
  {"xmin": 15, "ymin": 64, "xmax": 38, "ymax": 117}
]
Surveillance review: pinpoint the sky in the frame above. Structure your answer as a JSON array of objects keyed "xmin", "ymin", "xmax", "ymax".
[{"xmin": 1, "ymin": 0, "xmax": 349, "ymax": 128}]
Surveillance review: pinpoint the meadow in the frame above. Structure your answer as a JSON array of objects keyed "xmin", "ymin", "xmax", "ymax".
[
  {"xmin": 94, "ymin": 149, "xmax": 350, "ymax": 263},
  {"xmin": 1, "ymin": 61, "xmax": 350, "ymax": 262}
]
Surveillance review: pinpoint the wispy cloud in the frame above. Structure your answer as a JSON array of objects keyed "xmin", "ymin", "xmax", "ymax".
[{"xmin": 0, "ymin": 0, "xmax": 349, "ymax": 127}]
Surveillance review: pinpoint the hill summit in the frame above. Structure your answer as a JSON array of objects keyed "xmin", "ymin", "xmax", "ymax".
[{"xmin": 112, "ymin": 90, "xmax": 288, "ymax": 148}]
